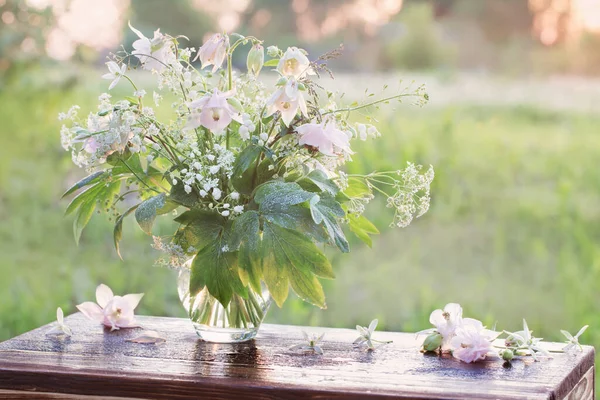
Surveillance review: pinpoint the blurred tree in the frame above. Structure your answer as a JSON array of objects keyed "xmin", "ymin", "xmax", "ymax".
[
  {"xmin": 0, "ymin": 0, "xmax": 56, "ymax": 87},
  {"xmin": 128, "ymin": 0, "xmax": 213, "ymax": 53}
]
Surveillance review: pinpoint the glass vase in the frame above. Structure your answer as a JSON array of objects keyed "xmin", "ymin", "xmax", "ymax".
[{"xmin": 177, "ymin": 268, "xmax": 271, "ymax": 343}]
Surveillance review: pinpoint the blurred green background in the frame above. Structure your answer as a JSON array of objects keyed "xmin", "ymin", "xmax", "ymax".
[{"xmin": 2, "ymin": 0, "xmax": 600, "ymax": 364}]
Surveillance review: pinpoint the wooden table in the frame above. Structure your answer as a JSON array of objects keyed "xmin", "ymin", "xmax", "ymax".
[{"xmin": 0, "ymin": 314, "xmax": 594, "ymax": 399}]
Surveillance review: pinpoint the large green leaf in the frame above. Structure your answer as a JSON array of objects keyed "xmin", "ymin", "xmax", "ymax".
[
  {"xmin": 309, "ymin": 195, "xmax": 349, "ymax": 253},
  {"xmin": 254, "ymin": 181, "xmax": 316, "ymax": 210},
  {"xmin": 261, "ymin": 222, "xmax": 333, "ymax": 308},
  {"xmin": 113, "ymin": 203, "xmax": 140, "ymax": 259},
  {"xmin": 347, "ymin": 213, "xmax": 380, "ymax": 248},
  {"xmin": 62, "ymin": 171, "xmax": 106, "ymax": 199},
  {"xmin": 169, "ymin": 182, "xmax": 200, "ymax": 207},
  {"xmin": 297, "ymin": 170, "xmax": 340, "ymax": 196},
  {"xmin": 73, "ymin": 199, "xmax": 96, "ymax": 245},
  {"xmin": 260, "ymin": 202, "xmax": 328, "ymax": 243},
  {"xmin": 190, "ymin": 240, "xmax": 248, "ymax": 307},
  {"xmin": 231, "ymin": 211, "xmax": 262, "ymax": 293},
  {"xmin": 64, "ymin": 182, "xmax": 105, "ymax": 216},
  {"xmin": 174, "ymin": 210, "xmax": 226, "ymax": 252},
  {"xmin": 134, "ymin": 193, "xmax": 166, "ymax": 235},
  {"xmin": 231, "ymin": 144, "xmax": 261, "ymax": 180}
]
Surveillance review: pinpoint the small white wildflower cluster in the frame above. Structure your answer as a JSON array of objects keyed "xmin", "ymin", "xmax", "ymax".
[
  {"xmin": 151, "ymin": 236, "xmax": 195, "ymax": 269},
  {"xmin": 387, "ymin": 162, "xmax": 434, "ymax": 228}
]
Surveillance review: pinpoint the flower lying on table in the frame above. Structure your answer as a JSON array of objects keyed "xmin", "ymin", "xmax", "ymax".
[
  {"xmin": 289, "ymin": 331, "xmax": 325, "ymax": 355},
  {"xmin": 45, "ymin": 307, "xmax": 73, "ymax": 338},
  {"xmin": 77, "ymin": 284, "xmax": 144, "ymax": 331},
  {"xmin": 354, "ymin": 319, "xmax": 392, "ymax": 351}
]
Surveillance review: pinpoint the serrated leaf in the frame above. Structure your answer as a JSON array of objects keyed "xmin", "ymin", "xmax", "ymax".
[
  {"xmin": 348, "ymin": 214, "xmax": 379, "ymax": 248},
  {"xmin": 261, "ymin": 222, "xmax": 332, "ymax": 308},
  {"xmin": 264, "ymin": 58, "xmax": 279, "ymax": 67},
  {"xmin": 230, "ymin": 211, "xmax": 260, "ymax": 250},
  {"xmin": 231, "ymin": 211, "xmax": 262, "ymax": 293},
  {"xmin": 298, "ymin": 170, "xmax": 340, "ymax": 195},
  {"xmin": 255, "ymin": 181, "xmax": 316, "ymax": 210},
  {"xmin": 231, "ymin": 144, "xmax": 262, "ymax": 179},
  {"xmin": 134, "ymin": 193, "xmax": 166, "ymax": 235},
  {"xmin": 261, "ymin": 202, "xmax": 328, "ymax": 243},
  {"xmin": 175, "ymin": 210, "xmax": 226, "ymax": 251},
  {"xmin": 114, "ymin": 203, "xmax": 140, "ymax": 259},
  {"xmin": 62, "ymin": 171, "xmax": 106, "ymax": 198},
  {"xmin": 73, "ymin": 198, "xmax": 96, "ymax": 245},
  {"xmin": 309, "ymin": 195, "xmax": 349, "ymax": 253},
  {"xmin": 190, "ymin": 240, "xmax": 247, "ymax": 308}
]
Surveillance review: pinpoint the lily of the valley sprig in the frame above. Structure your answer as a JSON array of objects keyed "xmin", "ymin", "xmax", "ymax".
[
  {"xmin": 354, "ymin": 319, "xmax": 392, "ymax": 351},
  {"xmin": 45, "ymin": 307, "xmax": 73, "ymax": 338},
  {"xmin": 289, "ymin": 331, "xmax": 325, "ymax": 355},
  {"xmin": 59, "ymin": 23, "xmax": 432, "ymax": 329},
  {"xmin": 76, "ymin": 284, "xmax": 144, "ymax": 331}
]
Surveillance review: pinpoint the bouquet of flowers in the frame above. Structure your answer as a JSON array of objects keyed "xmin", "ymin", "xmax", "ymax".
[{"xmin": 59, "ymin": 24, "xmax": 433, "ymax": 336}]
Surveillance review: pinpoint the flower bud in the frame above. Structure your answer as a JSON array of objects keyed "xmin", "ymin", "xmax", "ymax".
[
  {"xmin": 246, "ymin": 44, "xmax": 264, "ymax": 76},
  {"xmin": 500, "ymin": 349, "xmax": 514, "ymax": 361},
  {"xmin": 422, "ymin": 332, "xmax": 443, "ymax": 352},
  {"xmin": 267, "ymin": 45, "xmax": 280, "ymax": 58},
  {"xmin": 276, "ymin": 76, "xmax": 288, "ymax": 86}
]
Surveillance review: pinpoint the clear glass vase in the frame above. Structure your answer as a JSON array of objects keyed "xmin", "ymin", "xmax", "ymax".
[{"xmin": 177, "ymin": 268, "xmax": 271, "ymax": 343}]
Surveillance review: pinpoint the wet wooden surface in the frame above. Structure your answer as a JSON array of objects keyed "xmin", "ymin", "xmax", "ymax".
[{"xmin": 0, "ymin": 314, "xmax": 594, "ymax": 399}]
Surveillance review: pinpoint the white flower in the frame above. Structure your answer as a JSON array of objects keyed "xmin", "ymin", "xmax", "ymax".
[
  {"xmin": 289, "ymin": 331, "xmax": 325, "ymax": 355},
  {"xmin": 296, "ymin": 119, "xmax": 353, "ymax": 156},
  {"xmin": 195, "ymin": 33, "xmax": 229, "ymax": 73},
  {"xmin": 277, "ymin": 47, "xmax": 313, "ymax": 78},
  {"xmin": 561, "ymin": 325, "xmax": 589, "ymax": 352},
  {"xmin": 429, "ymin": 303, "xmax": 463, "ymax": 345},
  {"xmin": 130, "ymin": 23, "xmax": 172, "ymax": 72},
  {"xmin": 153, "ymin": 92, "xmax": 162, "ymax": 106},
  {"xmin": 186, "ymin": 89, "xmax": 242, "ymax": 133},
  {"xmin": 101, "ymin": 61, "xmax": 127, "ymax": 90},
  {"xmin": 233, "ymin": 205, "xmax": 244, "ymax": 213},
  {"xmin": 209, "ymin": 165, "xmax": 220, "ymax": 174},
  {"xmin": 231, "ymin": 192, "xmax": 240, "ymax": 200},
  {"xmin": 221, "ymin": 210, "xmax": 230, "ymax": 217},
  {"xmin": 212, "ymin": 187, "xmax": 222, "ymax": 200},
  {"xmin": 266, "ymin": 78, "xmax": 308, "ymax": 127},
  {"xmin": 45, "ymin": 307, "xmax": 72, "ymax": 338},
  {"xmin": 239, "ymin": 125, "xmax": 250, "ymax": 140},
  {"xmin": 450, "ymin": 319, "xmax": 497, "ymax": 363},
  {"xmin": 134, "ymin": 89, "xmax": 146, "ymax": 98},
  {"xmin": 76, "ymin": 284, "xmax": 144, "ymax": 331},
  {"xmin": 184, "ymin": 185, "xmax": 192, "ymax": 194},
  {"xmin": 353, "ymin": 319, "xmax": 392, "ymax": 351}
]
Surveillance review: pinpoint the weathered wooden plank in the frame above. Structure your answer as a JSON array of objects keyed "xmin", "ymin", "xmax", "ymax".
[{"xmin": 0, "ymin": 314, "xmax": 594, "ymax": 399}]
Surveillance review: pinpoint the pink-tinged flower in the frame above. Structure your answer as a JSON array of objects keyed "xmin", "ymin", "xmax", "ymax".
[
  {"xmin": 130, "ymin": 22, "xmax": 172, "ymax": 72},
  {"xmin": 186, "ymin": 89, "xmax": 242, "ymax": 133},
  {"xmin": 450, "ymin": 319, "xmax": 499, "ymax": 363},
  {"xmin": 296, "ymin": 120, "xmax": 353, "ymax": 156},
  {"xmin": 266, "ymin": 78, "xmax": 308, "ymax": 127},
  {"xmin": 101, "ymin": 61, "xmax": 127, "ymax": 90},
  {"xmin": 195, "ymin": 33, "xmax": 229, "ymax": 73},
  {"xmin": 429, "ymin": 303, "xmax": 463, "ymax": 347},
  {"xmin": 277, "ymin": 47, "xmax": 314, "ymax": 79},
  {"xmin": 76, "ymin": 284, "xmax": 144, "ymax": 331}
]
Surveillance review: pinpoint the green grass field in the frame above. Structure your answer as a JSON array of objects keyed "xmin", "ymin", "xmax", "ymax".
[{"xmin": 1, "ymin": 79, "xmax": 599, "ymax": 362}]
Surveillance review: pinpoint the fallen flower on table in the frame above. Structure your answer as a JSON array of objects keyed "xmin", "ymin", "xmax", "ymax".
[
  {"xmin": 561, "ymin": 325, "xmax": 589, "ymax": 353},
  {"xmin": 450, "ymin": 319, "xmax": 499, "ymax": 364},
  {"xmin": 126, "ymin": 330, "xmax": 167, "ymax": 344},
  {"xmin": 76, "ymin": 284, "xmax": 144, "ymax": 331},
  {"xmin": 45, "ymin": 307, "xmax": 72, "ymax": 338},
  {"xmin": 354, "ymin": 319, "xmax": 392, "ymax": 351},
  {"xmin": 503, "ymin": 319, "xmax": 551, "ymax": 361},
  {"xmin": 289, "ymin": 331, "xmax": 325, "ymax": 355}
]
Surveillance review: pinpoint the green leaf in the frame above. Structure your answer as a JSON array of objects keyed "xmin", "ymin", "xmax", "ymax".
[
  {"xmin": 65, "ymin": 182, "xmax": 105, "ymax": 216},
  {"xmin": 344, "ymin": 177, "xmax": 372, "ymax": 199},
  {"xmin": 114, "ymin": 203, "xmax": 140, "ymax": 259},
  {"xmin": 232, "ymin": 144, "xmax": 262, "ymax": 179},
  {"xmin": 264, "ymin": 58, "xmax": 279, "ymax": 67},
  {"xmin": 175, "ymin": 210, "xmax": 226, "ymax": 251},
  {"xmin": 169, "ymin": 182, "xmax": 200, "ymax": 207},
  {"xmin": 62, "ymin": 171, "xmax": 106, "ymax": 198},
  {"xmin": 261, "ymin": 222, "xmax": 332, "ymax": 308},
  {"xmin": 255, "ymin": 181, "xmax": 316, "ymax": 210},
  {"xmin": 73, "ymin": 198, "xmax": 96, "ymax": 245},
  {"xmin": 261, "ymin": 202, "xmax": 328, "ymax": 243},
  {"xmin": 232, "ymin": 157, "xmax": 276, "ymax": 196},
  {"xmin": 309, "ymin": 195, "xmax": 349, "ymax": 253},
  {"xmin": 134, "ymin": 193, "xmax": 166, "ymax": 235},
  {"xmin": 190, "ymin": 240, "xmax": 247, "ymax": 307},
  {"xmin": 231, "ymin": 211, "xmax": 263, "ymax": 293},
  {"xmin": 348, "ymin": 214, "xmax": 379, "ymax": 248},
  {"xmin": 298, "ymin": 170, "xmax": 340, "ymax": 196},
  {"xmin": 157, "ymin": 200, "xmax": 178, "ymax": 215}
]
